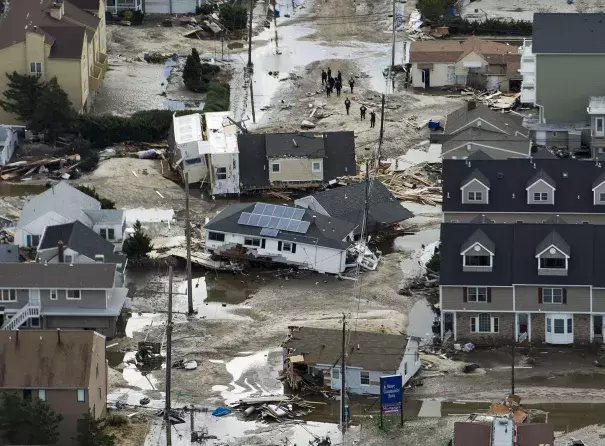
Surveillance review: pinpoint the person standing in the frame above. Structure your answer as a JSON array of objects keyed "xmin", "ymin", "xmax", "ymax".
[
  {"xmin": 369, "ymin": 110, "xmax": 376, "ymax": 128},
  {"xmin": 327, "ymin": 67, "xmax": 332, "ymax": 78},
  {"xmin": 326, "ymin": 83, "xmax": 331, "ymax": 97},
  {"xmin": 360, "ymin": 104, "xmax": 367, "ymax": 120},
  {"xmin": 337, "ymin": 70, "xmax": 342, "ymax": 84},
  {"xmin": 321, "ymin": 69, "xmax": 327, "ymax": 85},
  {"xmin": 335, "ymin": 80, "xmax": 342, "ymax": 96},
  {"xmin": 344, "ymin": 98, "xmax": 351, "ymax": 115},
  {"xmin": 349, "ymin": 77, "xmax": 355, "ymax": 93},
  {"xmin": 328, "ymin": 76, "xmax": 335, "ymax": 92}
]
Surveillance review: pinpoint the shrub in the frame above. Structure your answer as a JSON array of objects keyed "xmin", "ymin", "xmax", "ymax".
[
  {"xmin": 105, "ymin": 413, "xmax": 129, "ymax": 428},
  {"xmin": 426, "ymin": 251, "xmax": 440, "ymax": 273},
  {"xmin": 196, "ymin": 4, "xmax": 214, "ymax": 15},
  {"xmin": 219, "ymin": 4, "xmax": 248, "ymax": 30},
  {"xmin": 122, "ymin": 10, "xmax": 133, "ymax": 21},
  {"xmin": 202, "ymin": 81, "xmax": 230, "ymax": 113}
]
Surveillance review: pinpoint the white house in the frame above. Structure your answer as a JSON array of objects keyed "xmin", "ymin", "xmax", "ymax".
[
  {"xmin": 144, "ymin": 0, "xmax": 203, "ymax": 14},
  {"xmin": 0, "ymin": 125, "xmax": 19, "ymax": 166},
  {"xmin": 170, "ymin": 113, "xmax": 207, "ymax": 184},
  {"xmin": 204, "ymin": 202, "xmax": 356, "ymax": 274},
  {"xmin": 204, "ymin": 112, "xmax": 240, "ymax": 196},
  {"xmin": 282, "ymin": 327, "xmax": 421, "ymax": 396}
]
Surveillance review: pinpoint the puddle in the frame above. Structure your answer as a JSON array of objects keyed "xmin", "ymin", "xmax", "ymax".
[
  {"xmin": 173, "ymin": 278, "xmax": 251, "ymax": 321},
  {"xmin": 0, "ymin": 183, "xmax": 47, "ymax": 197},
  {"xmin": 108, "ymin": 388, "xmax": 165, "ymax": 410},
  {"xmin": 395, "ymin": 228, "xmax": 440, "ymax": 279},
  {"xmin": 125, "ymin": 312, "xmax": 165, "ymax": 338},
  {"xmin": 407, "ymin": 299, "xmax": 436, "ymax": 345},
  {"xmin": 122, "ymin": 351, "xmax": 162, "ymax": 390}
]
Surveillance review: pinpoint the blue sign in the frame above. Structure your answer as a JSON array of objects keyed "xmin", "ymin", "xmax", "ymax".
[{"xmin": 380, "ymin": 375, "xmax": 403, "ymax": 414}]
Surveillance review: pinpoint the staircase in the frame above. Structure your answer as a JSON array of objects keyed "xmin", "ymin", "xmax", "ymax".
[{"xmin": 1, "ymin": 297, "xmax": 41, "ymax": 330}]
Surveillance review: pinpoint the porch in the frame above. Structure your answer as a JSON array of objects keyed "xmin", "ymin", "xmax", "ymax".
[{"xmin": 105, "ymin": 0, "xmax": 143, "ymax": 14}]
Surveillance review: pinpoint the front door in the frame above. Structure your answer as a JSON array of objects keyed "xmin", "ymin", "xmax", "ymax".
[
  {"xmin": 596, "ymin": 117, "xmax": 605, "ymax": 137},
  {"xmin": 594, "ymin": 315, "xmax": 603, "ymax": 341},
  {"xmin": 421, "ymin": 69, "xmax": 431, "ymax": 88},
  {"xmin": 517, "ymin": 313, "xmax": 529, "ymax": 341},
  {"xmin": 545, "ymin": 314, "xmax": 573, "ymax": 344}
]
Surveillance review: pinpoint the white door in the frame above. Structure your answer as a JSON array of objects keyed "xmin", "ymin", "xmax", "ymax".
[
  {"xmin": 172, "ymin": 0, "xmax": 196, "ymax": 13},
  {"xmin": 145, "ymin": 0, "xmax": 170, "ymax": 13},
  {"xmin": 596, "ymin": 117, "xmax": 605, "ymax": 137},
  {"xmin": 535, "ymin": 131, "xmax": 547, "ymax": 146},
  {"xmin": 545, "ymin": 314, "xmax": 573, "ymax": 344},
  {"xmin": 29, "ymin": 289, "xmax": 40, "ymax": 306}
]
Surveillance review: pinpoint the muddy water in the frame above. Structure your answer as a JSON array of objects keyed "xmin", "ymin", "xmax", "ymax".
[{"xmin": 0, "ymin": 183, "xmax": 47, "ymax": 197}]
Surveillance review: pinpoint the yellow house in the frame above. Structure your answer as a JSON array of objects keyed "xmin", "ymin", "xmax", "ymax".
[{"xmin": 0, "ymin": 0, "xmax": 108, "ymax": 125}]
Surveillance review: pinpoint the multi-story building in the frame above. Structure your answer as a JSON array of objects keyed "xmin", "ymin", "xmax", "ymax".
[{"xmin": 0, "ymin": 0, "xmax": 108, "ymax": 124}]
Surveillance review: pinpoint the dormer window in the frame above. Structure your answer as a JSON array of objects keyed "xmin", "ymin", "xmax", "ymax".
[
  {"xmin": 461, "ymin": 229, "xmax": 495, "ymax": 272},
  {"xmin": 467, "ymin": 191, "xmax": 483, "ymax": 201},
  {"xmin": 535, "ymin": 230, "xmax": 570, "ymax": 276},
  {"xmin": 526, "ymin": 169, "xmax": 556, "ymax": 205},
  {"xmin": 591, "ymin": 173, "xmax": 605, "ymax": 204},
  {"xmin": 533, "ymin": 192, "xmax": 548, "ymax": 202},
  {"xmin": 461, "ymin": 169, "xmax": 490, "ymax": 204}
]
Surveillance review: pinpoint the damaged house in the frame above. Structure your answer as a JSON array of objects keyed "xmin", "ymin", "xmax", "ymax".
[
  {"xmin": 204, "ymin": 202, "xmax": 359, "ymax": 274},
  {"xmin": 281, "ymin": 327, "xmax": 421, "ymax": 395},
  {"xmin": 294, "ymin": 180, "xmax": 413, "ymax": 237}
]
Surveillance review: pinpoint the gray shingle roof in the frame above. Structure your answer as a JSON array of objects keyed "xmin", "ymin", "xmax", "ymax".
[
  {"xmin": 442, "ymin": 127, "xmax": 530, "ymax": 159},
  {"xmin": 532, "ymin": 147, "xmax": 557, "ymax": 159},
  {"xmin": 265, "ymin": 133, "xmax": 325, "ymax": 158},
  {"xmin": 593, "ymin": 171, "xmax": 605, "ymax": 189},
  {"xmin": 323, "ymin": 131, "xmax": 357, "ymax": 181},
  {"xmin": 543, "ymin": 215, "xmax": 568, "ymax": 224},
  {"xmin": 462, "ymin": 169, "xmax": 491, "ymax": 189},
  {"xmin": 526, "ymin": 169, "xmax": 556, "ymax": 189},
  {"xmin": 441, "ymin": 223, "xmax": 605, "ymax": 286},
  {"xmin": 467, "ymin": 150, "xmax": 493, "ymax": 160},
  {"xmin": 442, "ymin": 158, "xmax": 605, "ymax": 214},
  {"xmin": 84, "ymin": 209, "xmax": 125, "ymax": 225},
  {"xmin": 444, "ymin": 103, "xmax": 525, "ymax": 136},
  {"xmin": 0, "ymin": 263, "xmax": 116, "ymax": 288},
  {"xmin": 535, "ymin": 230, "xmax": 570, "ymax": 257},
  {"xmin": 282, "ymin": 327, "xmax": 408, "ymax": 371},
  {"xmin": 204, "ymin": 203, "xmax": 355, "ymax": 250},
  {"xmin": 300, "ymin": 180, "xmax": 413, "ymax": 235},
  {"xmin": 460, "ymin": 229, "xmax": 495, "ymax": 255},
  {"xmin": 533, "ymin": 13, "xmax": 605, "ymax": 54}
]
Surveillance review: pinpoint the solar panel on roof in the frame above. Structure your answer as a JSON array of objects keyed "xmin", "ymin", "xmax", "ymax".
[
  {"xmin": 264, "ymin": 204, "xmax": 277, "ymax": 216},
  {"xmin": 292, "ymin": 209, "xmax": 305, "ymax": 220},
  {"xmin": 258, "ymin": 215, "xmax": 271, "ymax": 227},
  {"xmin": 296, "ymin": 221, "xmax": 311, "ymax": 233},
  {"xmin": 260, "ymin": 228, "xmax": 279, "ymax": 237},
  {"xmin": 248, "ymin": 213, "xmax": 261, "ymax": 226},
  {"xmin": 272, "ymin": 206, "xmax": 285, "ymax": 218},
  {"xmin": 287, "ymin": 219, "xmax": 300, "ymax": 231},
  {"xmin": 277, "ymin": 218, "xmax": 290, "ymax": 230},
  {"xmin": 238, "ymin": 212, "xmax": 252, "ymax": 225},
  {"xmin": 253, "ymin": 203, "xmax": 266, "ymax": 214},
  {"xmin": 282, "ymin": 208, "xmax": 295, "ymax": 219},
  {"xmin": 268, "ymin": 216, "xmax": 280, "ymax": 228}
]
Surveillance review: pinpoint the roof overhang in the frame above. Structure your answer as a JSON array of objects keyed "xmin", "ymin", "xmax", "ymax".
[
  {"xmin": 460, "ymin": 178, "xmax": 490, "ymax": 190},
  {"xmin": 592, "ymin": 180, "xmax": 605, "ymax": 191},
  {"xmin": 535, "ymin": 244, "xmax": 569, "ymax": 259},
  {"xmin": 525, "ymin": 178, "xmax": 556, "ymax": 191},
  {"xmin": 461, "ymin": 242, "xmax": 494, "ymax": 256}
]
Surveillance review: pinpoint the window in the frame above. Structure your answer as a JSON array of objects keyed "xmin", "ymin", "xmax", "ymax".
[
  {"xmin": 554, "ymin": 319, "xmax": 565, "ymax": 334},
  {"xmin": 32, "ymin": 235, "xmax": 40, "ymax": 247},
  {"xmin": 0, "ymin": 289, "xmax": 16, "ymax": 302},
  {"xmin": 312, "ymin": 162, "xmax": 321, "ymax": 172},
  {"xmin": 404, "ymin": 363, "xmax": 408, "ymax": 376},
  {"xmin": 184, "ymin": 157, "xmax": 202, "ymax": 165},
  {"xmin": 478, "ymin": 313, "xmax": 491, "ymax": 332},
  {"xmin": 77, "ymin": 389, "xmax": 86, "ymax": 402},
  {"xmin": 38, "ymin": 390, "xmax": 46, "ymax": 401},
  {"xmin": 467, "ymin": 287, "xmax": 487, "ymax": 302},
  {"xmin": 332, "ymin": 368, "xmax": 340, "ymax": 379},
  {"xmin": 598, "ymin": 117, "xmax": 604, "ymax": 133},
  {"xmin": 23, "ymin": 390, "xmax": 32, "ymax": 400},
  {"xmin": 282, "ymin": 242, "xmax": 292, "ymax": 252},
  {"xmin": 543, "ymin": 288, "xmax": 563, "ymax": 304},
  {"xmin": 29, "ymin": 62, "xmax": 42, "ymax": 74},
  {"xmin": 208, "ymin": 232, "xmax": 225, "ymax": 242},
  {"xmin": 244, "ymin": 237, "xmax": 261, "ymax": 247},
  {"xmin": 600, "ymin": 193, "xmax": 605, "ymax": 203},
  {"xmin": 547, "ymin": 318, "xmax": 551, "ymax": 333},
  {"xmin": 533, "ymin": 192, "xmax": 548, "ymax": 201},
  {"xmin": 467, "ymin": 191, "xmax": 483, "ymax": 201},
  {"xmin": 567, "ymin": 318, "xmax": 573, "ymax": 334},
  {"xmin": 30, "ymin": 317, "xmax": 40, "ymax": 328},
  {"xmin": 471, "ymin": 313, "xmax": 498, "ymax": 333},
  {"xmin": 96, "ymin": 363, "xmax": 99, "ymax": 378},
  {"xmin": 464, "ymin": 255, "xmax": 490, "ymax": 266},
  {"xmin": 107, "ymin": 228, "xmax": 115, "ymax": 240},
  {"xmin": 272, "ymin": 163, "xmax": 280, "ymax": 172},
  {"xmin": 539, "ymin": 258, "xmax": 566, "ymax": 269},
  {"xmin": 67, "ymin": 290, "xmax": 81, "ymax": 300},
  {"xmin": 516, "ymin": 220, "xmax": 523, "ymax": 223},
  {"xmin": 216, "ymin": 167, "xmax": 227, "ymax": 180},
  {"xmin": 64, "ymin": 255, "xmax": 73, "ymax": 264},
  {"xmin": 360, "ymin": 371, "xmax": 370, "ymax": 385},
  {"xmin": 100, "ymin": 228, "xmax": 107, "ymax": 239},
  {"xmin": 50, "ymin": 289, "xmax": 58, "ymax": 300}
]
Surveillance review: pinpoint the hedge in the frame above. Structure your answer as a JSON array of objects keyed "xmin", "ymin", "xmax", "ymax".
[
  {"xmin": 202, "ymin": 81, "xmax": 230, "ymax": 114},
  {"xmin": 445, "ymin": 17, "xmax": 532, "ymax": 35}
]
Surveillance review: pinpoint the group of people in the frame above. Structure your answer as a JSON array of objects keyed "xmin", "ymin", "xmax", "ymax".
[
  {"xmin": 322, "ymin": 68, "xmax": 376, "ymax": 127},
  {"xmin": 321, "ymin": 68, "xmax": 355, "ymax": 97}
]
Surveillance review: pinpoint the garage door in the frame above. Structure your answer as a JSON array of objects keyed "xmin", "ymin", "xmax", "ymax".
[
  {"xmin": 145, "ymin": 0, "xmax": 170, "ymax": 14},
  {"xmin": 172, "ymin": 0, "xmax": 197, "ymax": 14}
]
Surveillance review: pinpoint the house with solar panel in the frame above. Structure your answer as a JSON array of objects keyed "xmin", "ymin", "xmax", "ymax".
[{"xmin": 204, "ymin": 203, "xmax": 357, "ymax": 274}]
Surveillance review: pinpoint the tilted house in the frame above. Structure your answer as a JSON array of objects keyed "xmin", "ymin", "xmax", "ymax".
[
  {"xmin": 0, "ymin": 330, "xmax": 107, "ymax": 446},
  {"xmin": 442, "ymin": 158, "xmax": 605, "ymax": 224},
  {"xmin": 440, "ymin": 222, "xmax": 605, "ymax": 345}
]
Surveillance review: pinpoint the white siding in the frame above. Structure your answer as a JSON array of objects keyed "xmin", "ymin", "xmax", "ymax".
[
  {"xmin": 412, "ymin": 63, "xmax": 452, "ymax": 88},
  {"xmin": 0, "ymin": 126, "xmax": 19, "ymax": 166},
  {"xmin": 325, "ymin": 365, "xmax": 383, "ymax": 395},
  {"xmin": 16, "ymin": 211, "xmax": 73, "ymax": 247},
  {"xmin": 211, "ymin": 153, "xmax": 240, "ymax": 195},
  {"xmin": 396, "ymin": 338, "xmax": 421, "ymax": 386},
  {"xmin": 92, "ymin": 222, "xmax": 125, "ymax": 243}
]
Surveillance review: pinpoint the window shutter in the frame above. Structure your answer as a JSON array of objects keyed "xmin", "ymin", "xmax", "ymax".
[
  {"xmin": 463, "ymin": 288, "xmax": 468, "ymax": 302},
  {"xmin": 487, "ymin": 288, "xmax": 492, "ymax": 303},
  {"xmin": 563, "ymin": 288, "xmax": 567, "ymax": 304},
  {"xmin": 292, "ymin": 243, "xmax": 297, "ymax": 254},
  {"xmin": 278, "ymin": 241, "xmax": 282, "ymax": 251},
  {"xmin": 538, "ymin": 287, "xmax": 543, "ymax": 304},
  {"xmin": 261, "ymin": 239, "xmax": 266, "ymax": 249}
]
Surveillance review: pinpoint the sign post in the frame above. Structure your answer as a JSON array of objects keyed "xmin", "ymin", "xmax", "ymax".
[{"xmin": 380, "ymin": 374, "xmax": 403, "ymax": 428}]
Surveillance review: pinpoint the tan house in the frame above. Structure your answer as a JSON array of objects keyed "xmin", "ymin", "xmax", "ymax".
[
  {"xmin": 410, "ymin": 36, "xmax": 521, "ymax": 92},
  {"xmin": 0, "ymin": 0, "xmax": 108, "ymax": 125},
  {"xmin": 0, "ymin": 330, "xmax": 107, "ymax": 445}
]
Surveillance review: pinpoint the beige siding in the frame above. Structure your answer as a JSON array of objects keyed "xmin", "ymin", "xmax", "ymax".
[
  {"xmin": 0, "ymin": 44, "xmax": 27, "ymax": 124},
  {"xmin": 594, "ymin": 289, "xmax": 605, "ymax": 312},
  {"xmin": 269, "ymin": 158, "xmax": 324, "ymax": 183},
  {"xmin": 441, "ymin": 286, "xmax": 513, "ymax": 311},
  {"xmin": 25, "ymin": 32, "xmax": 46, "ymax": 79},
  {"xmin": 514, "ymin": 286, "xmax": 590, "ymax": 312},
  {"xmin": 47, "ymin": 59, "xmax": 84, "ymax": 111},
  {"xmin": 443, "ymin": 213, "xmax": 605, "ymax": 224}
]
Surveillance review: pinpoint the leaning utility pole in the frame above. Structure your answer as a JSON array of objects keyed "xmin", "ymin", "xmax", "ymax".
[
  {"xmin": 185, "ymin": 173, "xmax": 193, "ymax": 315},
  {"xmin": 165, "ymin": 266, "xmax": 174, "ymax": 445},
  {"xmin": 250, "ymin": 79, "xmax": 256, "ymax": 123},
  {"xmin": 377, "ymin": 94, "xmax": 386, "ymax": 168},
  {"xmin": 391, "ymin": 0, "xmax": 397, "ymax": 69},
  {"xmin": 340, "ymin": 314, "xmax": 347, "ymax": 438},
  {"xmin": 247, "ymin": 0, "xmax": 254, "ymax": 67}
]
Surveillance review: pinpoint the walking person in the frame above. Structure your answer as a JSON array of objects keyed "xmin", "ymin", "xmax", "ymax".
[
  {"xmin": 360, "ymin": 104, "xmax": 366, "ymax": 120},
  {"xmin": 349, "ymin": 77, "xmax": 355, "ymax": 93},
  {"xmin": 335, "ymin": 80, "xmax": 342, "ymax": 97},
  {"xmin": 326, "ymin": 83, "xmax": 331, "ymax": 97},
  {"xmin": 321, "ymin": 69, "xmax": 327, "ymax": 85},
  {"xmin": 344, "ymin": 98, "xmax": 351, "ymax": 115},
  {"xmin": 328, "ymin": 76, "xmax": 335, "ymax": 91},
  {"xmin": 369, "ymin": 110, "xmax": 376, "ymax": 128},
  {"xmin": 327, "ymin": 67, "xmax": 332, "ymax": 79},
  {"xmin": 337, "ymin": 70, "xmax": 342, "ymax": 84}
]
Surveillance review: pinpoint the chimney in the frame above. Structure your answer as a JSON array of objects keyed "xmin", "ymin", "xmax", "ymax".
[
  {"xmin": 467, "ymin": 100, "xmax": 476, "ymax": 111},
  {"xmin": 58, "ymin": 240, "xmax": 64, "ymax": 263},
  {"xmin": 49, "ymin": 1, "xmax": 64, "ymax": 20}
]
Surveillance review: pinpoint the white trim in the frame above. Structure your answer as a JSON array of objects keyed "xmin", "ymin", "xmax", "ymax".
[
  {"xmin": 449, "ymin": 118, "xmax": 510, "ymax": 135},
  {"xmin": 444, "ymin": 142, "xmax": 529, "ymax": 158},
  {"xmin": 525, "ymin": 178, "xmax": 556, "ymax": 191},
  {"xmin": 50, "ymin": 289, "xmax": 58, "ymax": 300},
  {"xmin": 271, "ymin": 162, "xmax": 281, "ymax": 173},
  {"xmin": 591, "ymin": 180, "xmax": 605, "ymax": 191},
  {"xmin": 461, "ymin": 242, "xmax": 494, "ymax": 256},
  {"xmin": 453, "ymin": 310, "xmax": 457, "ymax": 340},
  {"xmin": 535, "ymin": 244, "xmax": 569, "ymax": 259},
  {"xmin": 66, "ymin": 289, "xmax": 82, "ymax": 300},
  {"xmin": 460, "ymin": 178, "xmax": 490, "ymax": 191}
]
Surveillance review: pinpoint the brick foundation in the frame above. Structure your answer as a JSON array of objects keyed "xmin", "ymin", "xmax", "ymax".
[
  {"xmin": 456, "ymin": 312, "xmax": 515, "ymax": 346},
  {"xmin": 531, "ymin": 313, "xmax": 545, "ymax": 344},
  {"xmin": 575, "ymin": 314, "xmax": 591, "ymax": 344}
]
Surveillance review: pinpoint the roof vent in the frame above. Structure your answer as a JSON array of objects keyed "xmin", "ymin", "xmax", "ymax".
[
  {"xmin": 497, "ymin": 172, "xmax": 503, "ymax": 179},
  {"xmin": 533, "ymin": 162, "xmax": 536, "ymax": 169},
  {"xmin": 292, "ymin": 139, "xmax": 298, "ymax": 148},
  {"xmin": 562, "ymin": 172, "xmax": 568, "ymax": 178},
  {"xmin": 512, "ymin": 193, "xmax": 515, "ymax": 199}
]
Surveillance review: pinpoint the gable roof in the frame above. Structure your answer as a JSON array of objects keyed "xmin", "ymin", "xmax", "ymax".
[
  {"xmin": 0, "ymin": 263, "xmax": 116, "ymax": 288},
  {"xmin": 440, "ymin": 223, "xmax": 604, "ymax": 286},
  {"xmin": 66, "ymin": 0, "xmax": 100, "ymax": 10},
  {"xmin": 299, "ymin": 180, "xmax": 413, "ymax": 235},
  {"xmin": 467, "ymin": 150, "xmax": 493, "ymax": 161},
  {"xmin": 462, "ymin": 169, "xmax": 491, "ymax": 189},
  {"xmin": 409, "ymin": 36, "xmax": 519, "ymax": 63},
  {"xmin": 533, "ymin": 13, "xmax": 605, "ymax": 54},
  {"xmin": 0, "ymin": 330, "xmax": 102, "ymax": 389},
  {"xmin": 42, "ymin": 26, "xmax": 86, "ymax": 59},
  {"xmin": 282, "ymin": 327, "xmax": 408, "ymax": 371},
  {"xmin": 460, "ymin": 229, "xmax": 495, "ymax": 255},
  {"xmin": 535, "ymin": 230, "xmax": 570, "ymax": 257},
  {"xmin": 526, "ymin": 169, "xmax": 556, "ymax": 189},
  {"xmin": 444, "ymin": 103, "xmax": 526, "ymax": 137},
  {"xmin": 442, "ymin": 127, "xmax": 530, "ymax": 159},
  {"xmin": 323, "ymin": 131, "xmax": 357, "ymax": 181},
  {"xmin": 17, "ymin": 182, "xmax": 101, "ymax": 228},
  {"xmin": 83, "ymin": 209, "xmax": 125, "ymax": 225},
  {"xmin": 204, "ymin": 203, "xmax": 355, "ymax": 250},
  {"xmin": 442, "ymin": 158, "xmax": 605, "ymax": 214},
  {"xmin": 265, "ymin": 133, "xmax": 325, "ymax": 158},
  {"xmin": 39, "ymin": 221, "xmax": 125, "ymax": 264},
  {"xmin": 238, "ymin": 134, "xmax": 270, "ymax": 188}
]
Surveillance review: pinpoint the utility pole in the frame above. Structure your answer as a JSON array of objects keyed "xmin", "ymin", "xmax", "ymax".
[
  {"xmin": 250, "ymin": 80, "xmax": 256, "ymax": 123},
  {"xmin": 247, "ymin": 0, "xmax": 254, "ymax": 68},
  {"xmin": 340, "ymin": 314, "xmax": 347, "ymax": 439},
  {"xmin": 273, "ymin": 3, "xmax": 279, "ymax": 54},
  {"xmin": 165, "ymin": 266, "xmax": 173, "ymax": 446},
  {"xmin": 511, "ymin": 327, "xmax": 516, "ymax": 396},
  {"xmin": 377, "ymin": 94, "xmax": 386, "ymax": 169},
  {"xmin": 391, "ymin": 0, "xmax": 397, "ymax": 69},
  {"xmin": 185, "ymin": 173, "xmax": 193, "ymax": 315}
]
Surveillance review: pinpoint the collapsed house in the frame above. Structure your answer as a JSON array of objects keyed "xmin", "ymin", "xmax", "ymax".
[
  {"xmin": 294, "ymin": 179, "xmax": 413, "ymax": 237},
  {"xmin": 281, "ymin": 327, "xmax": 421, "ymax": 396},
  {"xmin": 203, "ymin": 202, "xmax": 380, "ymax": 274}
]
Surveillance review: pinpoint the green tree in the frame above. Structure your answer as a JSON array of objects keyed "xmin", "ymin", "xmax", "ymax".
[
  {"xmin": 191, "ymin": 47, "xmax": 201, "ymax": 64},
  {"xmin": 123, "ymin": 220, "xmax": 153, "ymax": 261},
  {"xmin": 426, "ymin": 251, "xmax": 440, "ymax": 273},
  {"xmin": 182, "ymin": 52, "xmax": 204, "ymax": 92},
  {"xmin": 417, "ymin": 0, "xmax": 456, "ymax": 21},
  {"xmin": 76, "ymin": 410, "xmax": 117, "ymax": 446},
  {"xmin": 75, "ymin": 185, "xmax": 116, "ymax": 209},
  {"xmin": 0, "ymin": 392, "xmax": 63, "ymax": 445},
  {"xmin": 218, "ymin": 3, "xmax": 248, "ymax": 30},
  {"xmin": 0, "ymin": 72, "xmax": 44, "ymax": 123},
  {"xmin": 29, "ymin": 77, "xmax": 74, "ymax": 142}
]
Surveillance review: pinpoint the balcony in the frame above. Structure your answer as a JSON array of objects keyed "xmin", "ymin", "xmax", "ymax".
[
  {"xmin": 89, "ymin": 64, "xmax": 103, "ymax": 91},
  {"xmin": 98, "ymin": 52, "xmax": 108, "ymax": 78},
  {"xmin": 105, "ymin": 0, "xmax": 142, "ymax": 13}
]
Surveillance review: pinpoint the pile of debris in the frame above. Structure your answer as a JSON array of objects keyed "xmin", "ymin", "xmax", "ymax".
[
  {"xmin": 230, "ymin": 396, "xmax": 317, "ymax": 423},
  {"xmin": 0, "ymin": 154, "xmax": 81, "ymax": 181},
  {"xmin": 446, "ymin": 87, "xmax": 522, "ymax": 111}
]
